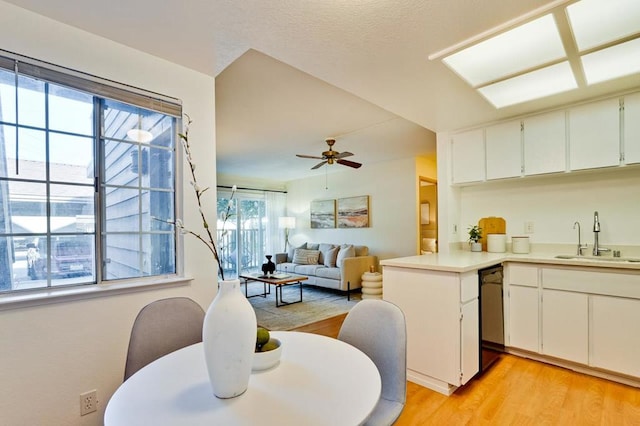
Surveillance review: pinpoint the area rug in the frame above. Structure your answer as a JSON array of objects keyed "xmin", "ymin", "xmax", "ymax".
[{"xmin": 244, "ymin": 282, "xmax": 361, "ymax": 330}]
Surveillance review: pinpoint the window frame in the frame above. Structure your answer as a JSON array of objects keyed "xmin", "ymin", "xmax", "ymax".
[{"xmin": 0, "ymin": 49, "xmax": 185, "ymax": 302}]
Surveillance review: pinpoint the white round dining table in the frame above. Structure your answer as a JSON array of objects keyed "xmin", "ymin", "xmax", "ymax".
[{"xmin": 105, "ymin": 331, "xmax": 381, "ymax": 426}]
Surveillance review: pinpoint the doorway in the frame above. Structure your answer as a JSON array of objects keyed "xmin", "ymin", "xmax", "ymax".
[{"xmin": 419, "ymin": 177, "xmax": 437, "ymax": 254}]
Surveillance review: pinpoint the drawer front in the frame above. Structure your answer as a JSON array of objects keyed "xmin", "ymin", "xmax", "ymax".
[
  {"xmin": 461, "ymin": 271, "xmax": 479, "ymax": 302},
  {"xmin": 542, "ymin": 268, "xmax": 640, "ymax": 299},
  {"xmin": 506, "ymin": 264, "xmax": 538, "ymax": 287}
]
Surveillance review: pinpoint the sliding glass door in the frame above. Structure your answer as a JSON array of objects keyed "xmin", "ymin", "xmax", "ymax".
[{"xmin": 217, "ymin": 193, "xmax": 266, "ymax": 278}]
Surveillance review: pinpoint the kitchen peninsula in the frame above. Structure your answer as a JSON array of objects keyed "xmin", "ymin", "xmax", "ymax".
[{"xmin": 381, "ymin": 251, "xmax": 640, "ymax": 396}]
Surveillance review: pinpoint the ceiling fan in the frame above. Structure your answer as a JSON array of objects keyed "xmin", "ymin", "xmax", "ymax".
[{"xmin": 296, "ymin": 139, "xmax": 362, "ymax": 170}]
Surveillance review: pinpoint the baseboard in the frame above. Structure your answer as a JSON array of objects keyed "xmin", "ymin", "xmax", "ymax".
[{"xmin": 407, "ymin": 369, "xmax": 457, "ymax": 396}]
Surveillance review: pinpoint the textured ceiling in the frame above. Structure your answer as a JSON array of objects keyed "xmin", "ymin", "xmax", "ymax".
[
  {"xmin": 215, "ymin": 49, "xmax": 436, "ymax": 181},
  {"xmin": 5, "ymin": 0, "xmax": 640, "ymax": 181}
]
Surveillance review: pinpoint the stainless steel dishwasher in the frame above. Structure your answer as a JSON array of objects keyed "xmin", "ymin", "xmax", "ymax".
[{"xmin": 479, "ymin": 264, "xmax": 504, "ymax": 372}]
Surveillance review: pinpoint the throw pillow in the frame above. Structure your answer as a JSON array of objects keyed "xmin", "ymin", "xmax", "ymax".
[
  {"xmin": 323, "ymin": 246, "xmax": 339, "ymax": 267},
  {"xmin": 354, "ymin": 245, "xmax": 369, "ymax": 256},
  {"xmin": 318, "ymin": 243, "xmax": 336, "ymax": 265},
  {"xmin": 288, "ymin": 243, "xmax": 307, "ymax": 262},
  {"xmin": 336, "ymin": 244, "xmax": 356, "ymax": 267},
  {"xmin": 293, "ymin": 248, "xmax": 320, "ymax": 265}
]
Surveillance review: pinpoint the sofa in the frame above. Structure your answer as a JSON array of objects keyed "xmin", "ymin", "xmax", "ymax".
[{"xmin": 275, "ymin": 243, "xmax": 377, "ymax": 294}]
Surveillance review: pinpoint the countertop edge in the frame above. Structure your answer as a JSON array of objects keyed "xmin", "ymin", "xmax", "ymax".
[{"xmin": 380, "ymin": 252, "xmax": 640, "ymax": 273}]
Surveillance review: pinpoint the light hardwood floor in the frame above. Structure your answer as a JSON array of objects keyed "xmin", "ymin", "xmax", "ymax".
[{"xmin": 293, "ymin": 314, "xmax": 640, "ymax": 425}]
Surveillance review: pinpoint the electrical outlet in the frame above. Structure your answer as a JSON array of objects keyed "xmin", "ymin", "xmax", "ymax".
[
  {"xmin": 80, "ymin": 390, "xmax": 97, "ymax": 416},
  {"xmin": 525, "ymin": 221, "xmax": 534, "ymax": 234}
]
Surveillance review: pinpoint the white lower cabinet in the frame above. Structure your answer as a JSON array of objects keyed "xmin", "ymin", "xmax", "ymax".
[
  {"xmin": 506, "ymin": 263, "xmax": 640, "ymax": 381},
  {"xmin": 508, "ymin": 285, "xmax": 539, "ymax": 352},
  {"xmin": 382, "ymin": 266, "xmax": 479, "ymax": 395},
  {"xmin": 590, "ymin": 295, "xmax": 640, "ymax": 377},
  {"xmin": 541, "ymin": 289, "xmax": 588, "ymax": 364},
  {"xmin": 461, "ymin": 297, "xmax": 479, "ymax": 384}
]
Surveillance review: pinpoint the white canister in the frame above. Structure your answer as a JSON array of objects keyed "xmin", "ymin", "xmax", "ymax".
[
  {"xmin": 486, "ymin": 234, "xmax": 507, "ymax": 253},
  {"xmin": 512, "ymin": 236, "xmax": 530, "ymax": 254}
]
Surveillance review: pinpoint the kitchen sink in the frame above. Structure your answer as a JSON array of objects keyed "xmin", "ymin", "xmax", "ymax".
[{"xmin": 555, "ymin": 255, "xmax": 640, "ymax": 263}]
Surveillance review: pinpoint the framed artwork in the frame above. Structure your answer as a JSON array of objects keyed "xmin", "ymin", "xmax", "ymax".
[
  {"xmin": 337, "ymin": 195, "xmax": 369, "ymax": 228},
  {"xmin": 421, "ymin": 203, "xmax": 430, "ymax": 225},
  {"xmin": 310, "ymin": 199, "xmax": 336, "ymax": 228}
]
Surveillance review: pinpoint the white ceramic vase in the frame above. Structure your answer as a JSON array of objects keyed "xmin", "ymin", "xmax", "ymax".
[
  {"xmin": 203, "ymin": 278, "xmax": 257, "ymax": 399},
  {"xmin": 470, "ymin": 242, "xmax": 482, "ymax": 252}
]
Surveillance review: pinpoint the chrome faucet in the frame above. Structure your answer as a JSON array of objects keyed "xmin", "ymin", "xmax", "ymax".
[
  {"xmin": 592, "ymin": 211, "xmax": 610, "ymax": 256},
  {"xmin": 573, "ymin": 221, "xmax": 587, "ymax": 255}
]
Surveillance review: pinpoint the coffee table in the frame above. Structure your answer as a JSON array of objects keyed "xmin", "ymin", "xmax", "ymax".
[{"xmin": 239, "ymin": 273, "xmax": 308, "ymax": 307}]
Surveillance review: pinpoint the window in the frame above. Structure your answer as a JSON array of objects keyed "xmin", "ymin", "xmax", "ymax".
[{"xmin": 0, "ymin": 52, "xmax": 181, "ymax": 293}]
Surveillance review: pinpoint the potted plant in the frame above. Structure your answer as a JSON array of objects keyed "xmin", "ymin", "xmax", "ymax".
[{"xmin": 468, "ymin": 225, "xmax": 483, "ymax": 252}]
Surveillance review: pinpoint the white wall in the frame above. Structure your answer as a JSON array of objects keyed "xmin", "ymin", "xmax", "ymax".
[
  {"xmin": 436, "ymin": 131, "xmax": 460, "ymax": 253},
  {"xmin": 285, "ymin": 157, "xmax": 421, "ymax": 260},
  {"xmin": 458, "ymin": 168, "xmax": 640, "ymax": 247},
  {"xmin": 0, "ymin": 2, "xmax": 217, "ymax": 425}
]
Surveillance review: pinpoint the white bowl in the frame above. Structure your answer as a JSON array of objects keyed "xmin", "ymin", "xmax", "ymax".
[{"xmin": 252, "ymin": 338, "xmax": 282, "ymax": 371}]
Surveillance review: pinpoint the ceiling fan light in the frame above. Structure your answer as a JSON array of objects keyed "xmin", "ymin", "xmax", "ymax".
[{"xmin": 298, "ymin": 139, "xmax": 362, "ymax": 170}]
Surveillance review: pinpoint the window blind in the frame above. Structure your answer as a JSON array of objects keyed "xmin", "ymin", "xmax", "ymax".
[{"xmin": 0, "ymin": 49, "xmax": 182, "ymax": 117}]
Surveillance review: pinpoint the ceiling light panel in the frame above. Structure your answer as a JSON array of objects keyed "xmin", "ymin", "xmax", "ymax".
[
  {"xmin": 478, "ymin": 62, "xmax": 577, "ymax": 108},
  {"xmin": 443, "ymin": 14, "xmax": 566, "ymax": 87},
  {"xmin": 567, "ymin": 0, "xmax": 640, "ymax": 51},
  {"xmin": 581, "ymin": 38, "xmax": 640, "ymax": 84}
]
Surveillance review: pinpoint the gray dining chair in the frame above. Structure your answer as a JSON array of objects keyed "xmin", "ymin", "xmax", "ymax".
[
  {"xmin": 338, "ymin": 299, "xmax": 407, "ymax": 426},
  {"xmin": 123, "ymin": 297, "xmax": 205, "ymax": 381}
]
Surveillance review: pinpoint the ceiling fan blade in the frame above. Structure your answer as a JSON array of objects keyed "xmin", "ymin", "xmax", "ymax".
[
  {"xmin": 296, "ymin": 154, "xmax": 324, "ymax": 159},
  {"xmin": 311, "ymin": 161, "xmax": 328, "ymax": 170},
  {"xmin": 335, "ymin": 151, "xmax": 353, "ymax": 159},
  {"xmin": 337, "ymin": 159, "xmax": 362, "ymax": 169}
]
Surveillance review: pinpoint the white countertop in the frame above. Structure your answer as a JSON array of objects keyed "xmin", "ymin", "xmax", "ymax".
[{"xmin": 380, "ymin": 251, "xmax": 640, "ymax": 273}]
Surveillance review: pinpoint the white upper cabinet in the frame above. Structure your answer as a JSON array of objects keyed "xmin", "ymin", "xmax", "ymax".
[
  {"xmin": 523, "ymin": 110, "xmax": 567, "ymax": 175},
  {"xmin": 485, "ymin": 121, "xmax": 522, "ymax": 180},
  {"xmin": 451, "ymin": 129, "xmax": 485, "ymax": 184},
  {"xmin": 569, "ymin": 98, "xmax": 621, "ymax": 170},
  {"xmin": 623, "ymin": 92, "xmax": 640, "ymax": 165},
  {"xmin": 449, "ymin": 92, "xmax": 638, "ymax": 186}
]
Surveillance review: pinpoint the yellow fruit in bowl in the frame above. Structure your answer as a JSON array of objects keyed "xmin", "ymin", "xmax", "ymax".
[
  {"xmin": 260, "ymin": 338, "xmax": 280, "ymax": 352},
  {"xmin": 252, "ymin": 338, "xmax": 282, "ymax": 371},
  {"xmin": 256, "ymin": 327, "xmax": 270, "ymax": 350}
]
